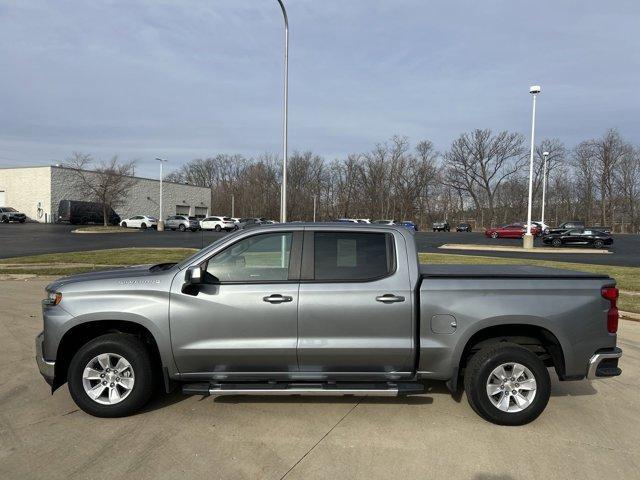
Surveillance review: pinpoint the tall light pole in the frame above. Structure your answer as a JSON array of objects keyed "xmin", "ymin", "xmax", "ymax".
[
  {"xmin": 231, "ymin": 194, "xmax": 235, "ymax": 217},
  {"xmin": 155, "ymin": 157, "xmax": 167, "ymax": 231},
  {"xmin": 523, "ymin": 85, "xmax": 541, "ymax": 249},
  {"xmin": 541, "ymin": 150, "xmax": 550, "ymax": 228},
  {"xmin": 276, "ymin": 0, "xmax": 289, "ymax": 223},
  {"xmin": 313, "ymin": 194, "xmax": 317, "ymax": 222}
]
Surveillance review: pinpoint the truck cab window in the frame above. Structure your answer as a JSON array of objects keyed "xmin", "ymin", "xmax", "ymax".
[
  {"xmin": 314, "ymin": 232, "xmax": 393, "ymax": 281},
  {"xmin": 205, "ymin": 232, "xmax": 292, "ymax": 282}
]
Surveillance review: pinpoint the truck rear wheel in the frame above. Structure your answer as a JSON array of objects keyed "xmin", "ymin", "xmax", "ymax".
[
  {"xmin": 463, "ymin": 343, "xmax": 550, "ymax": 426},
  {"xmin": 67, "ymin": 333, "xmax": 156, "ymax": 417}
]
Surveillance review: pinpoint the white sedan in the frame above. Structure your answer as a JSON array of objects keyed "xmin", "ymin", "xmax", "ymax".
[
  {"xmin": 120, "ymin": 215, "xmax": 158, "ymax": 230},
  {"xmin": 200, "ymin": 216, "xmax": 237, "ymax": 231}
]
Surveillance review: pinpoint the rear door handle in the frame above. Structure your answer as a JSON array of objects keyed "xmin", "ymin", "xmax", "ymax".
[
  {"xmin": 376, "ymin": 294, "xmax": 405, "ymax": 303},
  {"xmin": 263, "ymin": 294, "xmax": 293, "ymax": 304}
]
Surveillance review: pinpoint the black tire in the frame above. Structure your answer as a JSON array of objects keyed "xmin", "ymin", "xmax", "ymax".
[
  {"xmin": 491, "ymin": 232, "xmax": 499, "ymax": 239},
  {"xmin": 179, "ymin": 224, "xmax": 186, "ymax": 232},
  {"xmin": 121, "ymin": 222, "xmax": 127, "ymax": 228},
  {"xmin": 141, "ymin": 223, "xmax": 147, "ymax": 230},
  {"xmin": 234, "ymin": 225, "xmax": 239, "ymax": 230},
  {"xmin": 552, "ymin": 238, "xmax": 561, "ymax": 247},
  {"xmin": 19, "ymin": 219, "xmax": 25, "ymax": 223},
  {"xmin": 214, "ymin": 224, "xmax": 221, "ymax": 232},
  {"xmin": 593, "ymin": 240, "xmax": 604, "ymax": 249},
  {"xmin": 463, "ymin": 343, "xmax": 551, "ymax": 426},
  {"xmin": 433, "ymin": 228, "xmax": 436, "ymax": 232},
  {"xmin": 67, "ymin": 333, "xmax": 156, "ymax": 418},
  {"xmin": 2, "ymin": 216, "xmax": 8, "ymax": 223}
]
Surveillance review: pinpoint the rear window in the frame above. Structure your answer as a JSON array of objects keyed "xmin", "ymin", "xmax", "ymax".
[{"xmin": 313, "ymin": 232, "xmax": 394, "ymax": 281}]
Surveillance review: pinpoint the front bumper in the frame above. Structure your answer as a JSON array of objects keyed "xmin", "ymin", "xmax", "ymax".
[
  {"xmin": 587, "ymin": 347, "xmax": 622, "ymax": 380},
  {"xmin": 35, "ymin": 331, "xmax": 55, "ymax": 386}
]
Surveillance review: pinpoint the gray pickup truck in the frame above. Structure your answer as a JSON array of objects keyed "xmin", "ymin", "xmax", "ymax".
[{"xmin": 36, "ymin": 223, "xmax": 622, "ymax": 425}]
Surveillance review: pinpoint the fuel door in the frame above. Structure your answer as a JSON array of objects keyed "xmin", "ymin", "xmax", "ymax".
[{"xmin": 431, "ymin": 314, "xmax": 457, "ymax": 334}]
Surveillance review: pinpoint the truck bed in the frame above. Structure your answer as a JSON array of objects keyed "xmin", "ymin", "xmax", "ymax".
[{"xmin": 419, "ymin": 264, "xmax": 610, "ymax": 280}]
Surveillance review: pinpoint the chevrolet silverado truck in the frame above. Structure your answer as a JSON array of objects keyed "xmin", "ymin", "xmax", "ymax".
[{"xmin": 36, "ymin": 223, "xmax": 622, "ymax": 425}]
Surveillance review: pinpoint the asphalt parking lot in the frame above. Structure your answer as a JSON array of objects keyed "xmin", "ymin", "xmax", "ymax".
[
  {"xmin": 1, "ymin": 223, "xmax": 639, "ymax": 266},
  {"xmin": 1, "ymin": 278, "xmax": 639, "ymax": 480}
]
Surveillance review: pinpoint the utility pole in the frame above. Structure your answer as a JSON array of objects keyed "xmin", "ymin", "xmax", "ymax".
[{"xmin": 155, "ymin": 157, "xmax": 167, "ymax": 231}]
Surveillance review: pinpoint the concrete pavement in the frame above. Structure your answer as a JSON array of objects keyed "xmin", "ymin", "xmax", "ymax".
[{"xmin": 1, "ymin": 278, "xmax": 638, "ymax": 480}]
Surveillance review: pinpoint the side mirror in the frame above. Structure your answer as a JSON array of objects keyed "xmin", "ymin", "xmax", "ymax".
[{"xmin": 185, "ymin": 265, "xmax": 203, "ymax": 285}]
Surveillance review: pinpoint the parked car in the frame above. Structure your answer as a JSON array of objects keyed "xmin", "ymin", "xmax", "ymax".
[
  {"xmin": 36, "ymin": 223, "xmax": 622, "ymax": 425},
  {"xmin": 200, "ymin": 216, "xmax": 237, "ymax": 232},
  {"xmin": 336, "ymin": 218, "xmax": 359, "ymax": 223},
  {"xmin": 542, "ymin": 229, "xmax": 614, "ymax": 249},
  {"xmin": 238, "ymin": 217, "xmax": 265, "ymax": 229},
  {"xmin": 400, "ymin": 221, "xmax": 418, "ymax": 231},
  {"xmin": 530, "ymin": 221, "xmax": 550, "ymax": 235},
  {"xmin": 57, "ymin": 200, "xmax": 120, "ymax": 226},
  {"xmin": 356, "ymin": 218, "xmax": 371, "ymax": 223},
  {"xmin": 547, "ymin": 221, "xmax": 611, "ymax": 236},
  {"xmin": 432, "ymin": 221, "xmax": 450, "ymax": 232},
  {"xmin": 485, "ymin": 223, "xmax": 540, "ymax": 239},
  {"xmin": 373, "ymin": 219, "xmax": 396, "ymax": 225},
  {"xmin": 456, "ymin": 222, "xmax": 472, "ymax": 232},
  {"xmin": 0, "ymin": 206, "xmax": 26, "ymax": 223},
  {"xmin": 165, "ymin": 215, "xmax": 200, "ymax": 232},
  {"xmin": 120, "ymin": 215, "xmax": 158, "ymax": 230}
]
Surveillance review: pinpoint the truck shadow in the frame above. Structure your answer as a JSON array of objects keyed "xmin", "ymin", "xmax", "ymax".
[{"xmin": 550, "ymin": 380, "xmax": 598, "ymax": 397}]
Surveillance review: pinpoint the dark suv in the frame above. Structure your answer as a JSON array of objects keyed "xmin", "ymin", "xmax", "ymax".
[{"xmin": 0, "ymin": 207, "xmax": 27, "ymax": 223}]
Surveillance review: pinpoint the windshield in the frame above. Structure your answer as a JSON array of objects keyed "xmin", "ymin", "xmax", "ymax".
[
  {"xmin": 175, "ymin": 235, "xmax": 230, "ymax": 269},
  {"xmin": 5, "ymin": 207, "xmax": 17, "ymax": 212}
]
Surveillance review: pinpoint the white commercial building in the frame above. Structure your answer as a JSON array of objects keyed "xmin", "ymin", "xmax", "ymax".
[{"xmin": 0, "ymin": 165, "xmax": 211, "ymax": 223}]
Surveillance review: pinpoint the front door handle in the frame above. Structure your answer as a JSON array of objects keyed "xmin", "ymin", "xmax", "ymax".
[
  {"xmin": 376, "ymin": 294, "xmax": 405, "ymax": 303},
  {"xmin": 263, "ymin": 294, "xmax": 293, "ymax": 304}
]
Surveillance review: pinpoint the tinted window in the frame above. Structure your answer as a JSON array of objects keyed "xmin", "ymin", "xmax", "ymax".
[
  {"xmin": 205, "ymin": 232, "xmax": 293, "ymax": 282},
  {"xmin": 314, "ymin": 232, "xmax": 393, "ymax": 281}
]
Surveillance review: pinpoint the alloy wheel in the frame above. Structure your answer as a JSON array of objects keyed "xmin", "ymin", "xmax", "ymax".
[
  {"xmin": 82, "ymin": 353, "xmax": 135, "ymax": 405},
  {"xmin": 485, "ymin": 362, "xmax": 537, "ymax": 413}
]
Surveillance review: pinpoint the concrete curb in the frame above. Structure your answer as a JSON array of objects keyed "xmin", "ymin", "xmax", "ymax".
[
  {"xmin": 439, "ymin": 244, "xmax": 612, "ymax": 254},
  {"xmin": 620, "ymin": 310, "xmax": 640, "ymax": 322}
]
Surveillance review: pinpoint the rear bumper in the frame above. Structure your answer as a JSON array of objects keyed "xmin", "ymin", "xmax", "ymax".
[
  {"xmin": 35, "ymin": 331, "xmax": 55, "ymax": 386},
  {"xmin": 587, "ymin": 347, "xmax": 622, "ymax": 380}
]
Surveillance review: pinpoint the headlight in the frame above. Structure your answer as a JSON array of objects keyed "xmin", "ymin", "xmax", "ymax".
[{"xmin": 46, "ymin": 291, "xmax": 62, "ymax": 305}]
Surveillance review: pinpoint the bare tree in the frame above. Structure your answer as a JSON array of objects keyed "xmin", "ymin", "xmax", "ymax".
[
  {"xmin": 444, "ymin": 129, "xmax": 525, "ymax": 226},
  {"xmin": 65, "ymin": 153, "xmax": 138, "ymax": 226}
]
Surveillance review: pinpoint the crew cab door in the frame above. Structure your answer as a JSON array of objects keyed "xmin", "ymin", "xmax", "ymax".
[
  {"xmin": 169, "ymin": 231, "xmax": 302, "ymax": 376},
  {"xmin": 297, "ymin": 229, "xmax": 414, "ymax": 377}
]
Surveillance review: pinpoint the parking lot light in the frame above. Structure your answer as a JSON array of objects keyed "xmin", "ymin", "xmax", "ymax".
[
  {"xmin": 275, "ymin": 0, "xmax": 289, "ymax": 223},
  {"xmin": 524, "ymin": 85, "xmax": 541, "ymax": 249},
  {"xmin": 155, "ymin": 157, "xmax": 168, "ymax": 231}
]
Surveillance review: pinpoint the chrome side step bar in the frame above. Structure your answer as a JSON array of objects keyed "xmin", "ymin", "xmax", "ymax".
[
  {"xmin": 208, "ymin": 387, "xmax": 398, "ymax": 397},
  {"xmin": 182, "ymin": 382, "xmax": 424, "ymax": 397}
]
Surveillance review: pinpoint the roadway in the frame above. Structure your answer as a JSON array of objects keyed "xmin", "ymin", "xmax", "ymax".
[{"xmin": 1, "ymin": 223, "xmax": 639, "ymax": 266}]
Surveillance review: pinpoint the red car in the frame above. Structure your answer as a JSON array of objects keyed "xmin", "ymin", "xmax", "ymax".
[{"xmin": 485, "ymin": 223, "xmax": 540, "ymax": 239}]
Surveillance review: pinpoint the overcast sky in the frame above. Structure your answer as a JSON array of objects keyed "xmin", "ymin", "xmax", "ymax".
[{"xmin": 1, "ymin": 0, "xmax": 639, "ymax": 177}]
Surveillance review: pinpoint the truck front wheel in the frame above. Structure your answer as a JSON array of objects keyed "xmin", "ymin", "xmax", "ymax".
[
  {"xmin": 463, "ymin": 343, "xmax": 550, "ymax": 426},
  {"xmin": 67, "ymin": 333, "xmax": 156, "ymax": 417}
]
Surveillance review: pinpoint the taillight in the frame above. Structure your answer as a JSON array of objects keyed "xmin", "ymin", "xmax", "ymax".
[{"xmin": 601, "ymin": 286, "xmax": 619, "ymax": 333}]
